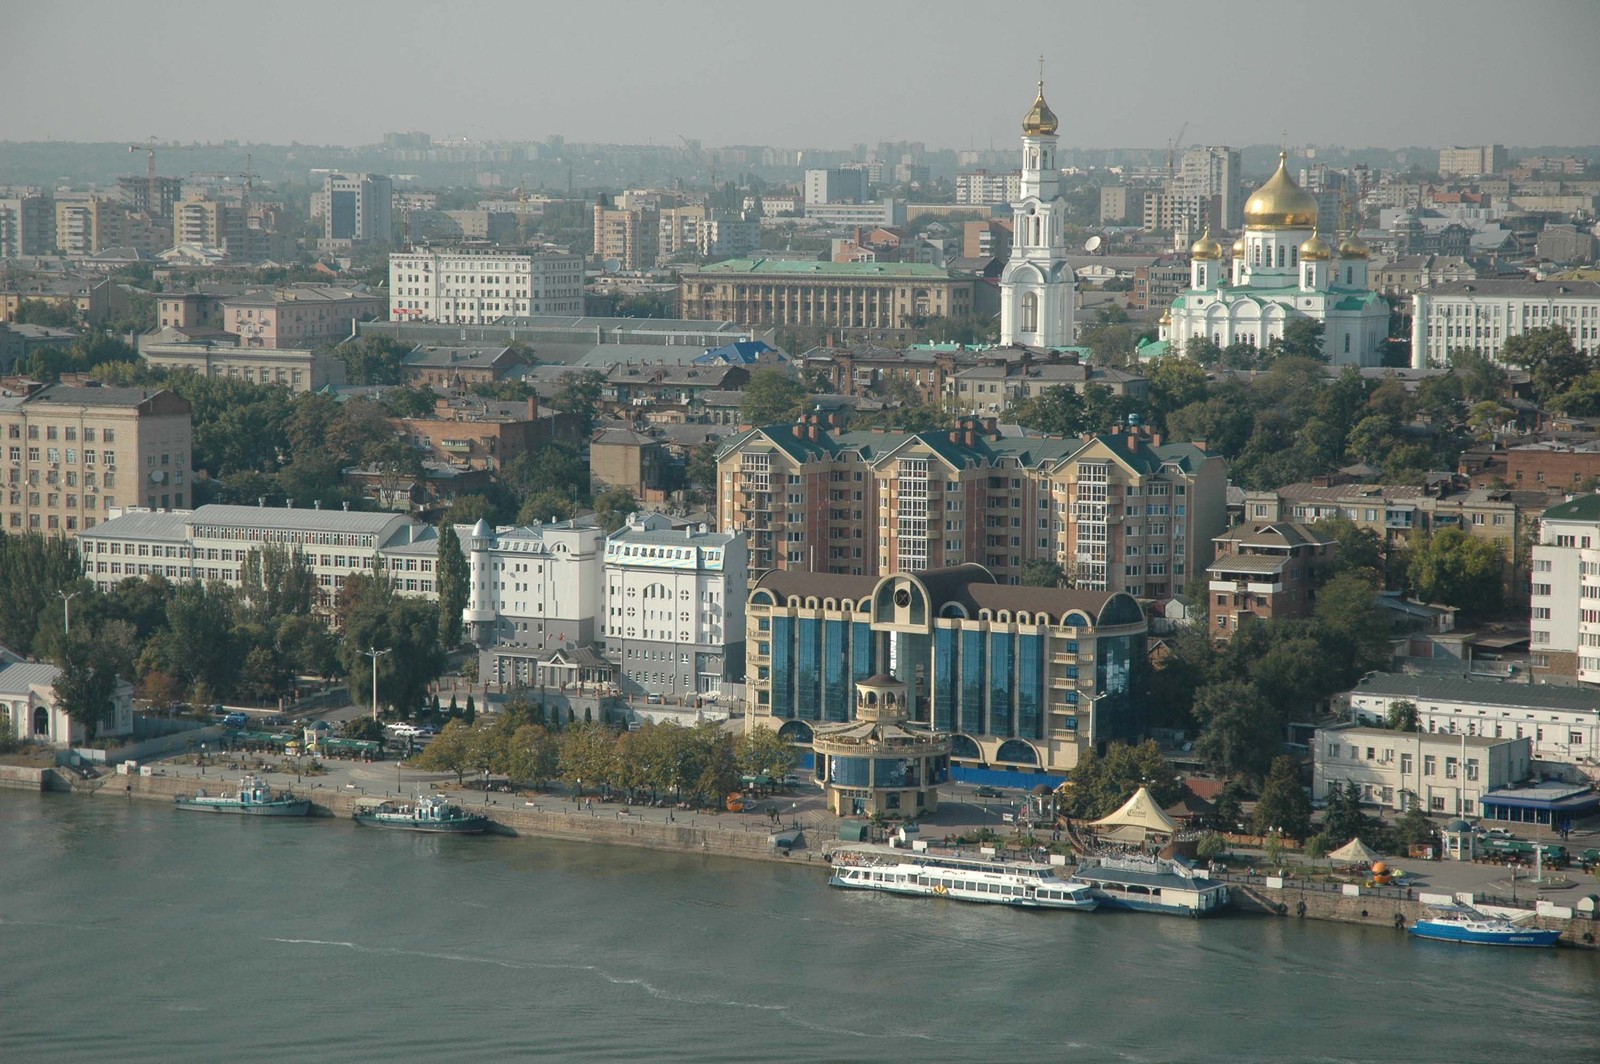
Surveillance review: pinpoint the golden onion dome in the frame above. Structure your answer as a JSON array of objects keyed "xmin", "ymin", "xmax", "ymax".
[
  {"xmin": 1022, "ymin": 80, "xmax": 1059, "ymax": 136},
  {"xmin": 1190, "ymin": 228, "xmax": 1223, "ymax": 260},
  {"xmin": 1338, "ymin": 232, "xmax": 1370, "ymax": 259},
  {"xmin": 1231, "ymin": 236, "xmax": 1245, "ymax": 257},
  {"xmin": 1159, "ymin": 308, "xmax": 1172, "ymax": 326},
  {"xmin": 1244, "ymin": 151, "xmax": 1319, "ymax": 230},
  {"xmin": 1299, "ymin": 229, "xmax": 1333, "ymax": 261}
]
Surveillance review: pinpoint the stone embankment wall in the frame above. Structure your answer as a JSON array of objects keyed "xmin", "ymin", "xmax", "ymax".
[
  {"xmin": 1226, "ymin": 874, "xmax": 1598, "ymax": 948},
  {"xmin": 0, "ymin": 765, "xmax": 52, "ymax": 791},
  {"xmin": 108, "ymin": 771, "xmax": 807, "ymax": 866}
]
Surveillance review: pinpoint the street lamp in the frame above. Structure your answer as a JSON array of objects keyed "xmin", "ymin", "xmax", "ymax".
[
  {"xmin": 58, "ymin": 589, "xmax": 79, "ymax": 636},
  {"xmin": 366, "ymin": 647, "xmax": 391, "ymax": 722}
]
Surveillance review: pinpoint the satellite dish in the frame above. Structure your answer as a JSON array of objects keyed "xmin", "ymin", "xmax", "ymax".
[
  {"xmin": 603, "ymin": 259, "xmax": 622, "ymax": 274},
  {"xmin": 1084, "ymin": 235, "xmax": 1103, "ymax": 253}
]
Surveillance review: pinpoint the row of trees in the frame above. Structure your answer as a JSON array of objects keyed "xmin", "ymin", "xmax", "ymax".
[{"xmin": 414, "ymin": 706, "xmax": 798, "ymax": 806}]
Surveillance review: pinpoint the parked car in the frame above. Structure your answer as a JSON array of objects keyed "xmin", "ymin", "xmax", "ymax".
[
  {"xmin": 973, "ymin": 786, "xmax": 1006, "ymax": 799},
  {"xmin": 221, "ymin": 712, "xmax": 249, "ymax": 728},
  {"xmin": 1477, "ymin": 827, "xmax": 1516, "ymax": 840},
  {"xmin": 310, "ymin": 720, "xmax": 333, "ymax": 733},
  {"xmin": 414, "ymin": 725, "xmax": 439, "ymax": 736},
  {"xmin": 388, "ymin": 723, "xmax": 421, "ymax": 738},
  {"xmin": 645, "ymin": 693, "xmax": 663, "ymax": 705}
]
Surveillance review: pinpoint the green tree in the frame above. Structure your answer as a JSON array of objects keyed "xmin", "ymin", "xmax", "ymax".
[
  {"xmin": 1020, "ymin": 559, "xmax": 1073, "ymax": 588},
  {"xmin": 343, "ymin": 716, "xmax": 387, "ymax": 743},
  {"xmin": 436, "ymin": 524, "xmax": 469, "ymax": 649},
  {"xmin": 559, "ymin": 721, "xmax": 618, "ymax": 794},
  {"xmin": 551, "ymin": 370, "xmax": 604, "ymax": 435},
  {"xmin": 1309, "ymin": 515, "xmax": 1384, "ymax": 579},
  {"xmin": 338, "ymin": 574, "xmax": 446, "ymax": 718},
  {"xmin": 734, "ymin": 727, "xmax": 799, "ymax": 780},
  {"xmin": 1008, "ymin": 386, "xmax": 1086, "ymax": 437},
  {"xmin": 1386, "ymin": 700, "xmax": 1418, "ymax": 732},
  {"xmin": 1311, "ymin": 571, "xmax": 1394, "ymax": 680},
  {"xmin": 1321, "ymin": 780, "xmax": 1378, "ymax": 847},
  {"xmin": 0, "ymin": 531, "xmax": 83, "ymax": 655},
  {"xmin": 1502, "ymin": 325, "xmax": 1586, "ymax": 403},
  {"xmin": 739, "ymin": 368, "xmax": 808, "ymax": 425},
  {"xmin": 1406, "ymin": 527, "xmax": 1505, "ymax": 620},
  {"xmin": 334, "ymin": 335, "xmax": 410, "ymax": 386},
  {"xmin": 1252, "ymin": 756, "xmax": 1313, "ymax": 839},
  {"xmin": 238, "ymin": 543, "xmax": 317, "ymax": 624},
  {"xmin": 415, "ymin": 719, "xmax": 473, "ymax": 783},
  {"xmin": 504, "ymin": 723, "xmax": 559, "ymax": 790},
  {"xmin": 464, "ymin": 693, "xmax": 476, "ymax": 725},
  {"xmin": 1389, "ymin": 796, "xmax": 1437, "ymax": 851},
  {"xmin": 51, "ymin": 633, "xmax": 120, "ymax": 743},
  {"xmin": 152, "ymin": 581, "xmax": 240, "ymax": 703},
  {"xmin": 1144, "ymin": 357, "xmax": 1209, "ymax": 433},
  {"xmin": 1061, "ymin": 740, "xmax": 1181, "ymax": 818},
  {"xmin": 592, "ymin": 488, "xmax": 638, "ymax": 534},
  {"xmin": 1192, "ymin": 681, "xmax": 1281, "ymax": 785}
]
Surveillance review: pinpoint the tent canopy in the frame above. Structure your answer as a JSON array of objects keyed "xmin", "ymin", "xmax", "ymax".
[
  {"xmin": 1089, "ymin": 786, "xmax": 1178, "ymax": 842},
  {"xmin": 1328, "ymin": 837, "xmax": 1382, "ymax": 864}
]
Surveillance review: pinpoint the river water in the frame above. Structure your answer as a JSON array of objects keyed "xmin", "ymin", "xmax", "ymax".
[{"xmin": 1, "ymin": 792, "xmax": 1596, "ymax": 1063}]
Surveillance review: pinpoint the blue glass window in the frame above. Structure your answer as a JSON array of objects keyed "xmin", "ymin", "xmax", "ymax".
[
  {"xmin": 771, "ymin": 617, "xmax": 793, "ymax": 719},
  {"xmin": 960, "ymin": 629, "xmax": 985, "ymax": 735},
  {"xmin": 830, "ymin": 755, "xmax": 871, "ymax": 787},
  {"xmin": 851, "ymin": 622, "xmax": 875, "ymax": 685},
  {"xmin": 1018, "ymin": 633, "xmax": 1043, "ymax": 740},
  {"xmin": 873, "ymin": 758, "xmax": 910, "ymax": 788},
  {"xmin": 823, "ymin": 620, "xmax": 848, "ymax": 722},
  {"xmin": 989, "ymin": 632, "xmax": 1013, "ymax": 738},
  {"xmin": 796, "ymin": 619, "xmax": 821, "ymax": 721},
  {"xmin": 933, "ymin": 627, "xmax": 957, "ymax": 731}
]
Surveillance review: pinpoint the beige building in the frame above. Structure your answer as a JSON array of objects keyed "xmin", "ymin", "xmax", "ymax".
[
  {"xmin": 139, "ymin": 335, "xmax": 345, "ymax": 392},
  {"xmin": 592, "ymin": 195, "xmax": 658, "ymax": 272},
  {"xmin": 0, "ymin": 384, "xmax": 193, "ymax": 535},
  {"xmin": 54, "ymin": 195, "xmax": 124, "ymax": 256},
  {"xmin": 716, "ymin": 416, "xmax": 1226, "ymax": 598},
  {"xmin": 1314, "ymin": 723, "xmax": 1529, "ymax": 815},
  {"xmin": 678, "ymin": 259, "xmax": 976, "ymax": 334},
  {"xmin": 154, "ymin": 284, "xmax": 382, "ymax": 349},
  {"xmin": 172, "ymin": 196, "xmax": 244, "ymax": 254}
]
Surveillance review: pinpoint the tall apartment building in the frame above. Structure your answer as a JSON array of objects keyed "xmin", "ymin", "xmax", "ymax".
[
  {"xmin": 656, "ymin": 206, "xmax": 759, "ymax": 265},
  {"xmin": 0, "ymin": 385, "xmax": 193, "ymax": 535},
  {"xmin": 1438, "ymin": 145, "xmax": 1508, "ymax": 178},
  {"xmin": 1528, "ymin": 493, "xmax": 1600, "ymax": 684},
  {"xmin": 1173, "ymin": 146, "xmax": 1242, "ymax": 232},
  {"xmin": 388, "ymin": 247, "xmax": 584, "ymax": 322},
  {"xmin": 78, "ymin": 504, "xmax": 438, "ymax": 599},
  {"xmin": 955, "ymin": 170, "xmax": 1021, "ymax": 206},
  {"xmin": 313, "ymin": 172, "xmax": 393, "ymax": 245},
  {"xmin": 0, "ymin": 194, "xmax": 56, "ymax": 258},
  {"xmin": 117, "ymin": 176, "xmax": 183, "ymax": 219},
  {"xmin": 53, "ymin": 196, "xmax": 122, "ymax": 256},
  {"xmin": 1410, "ymin": 279, "xmax": 1600, "ymax": 368},
  {"xmin": 743, "ymin": 565, "xmax": 1148, "ymax": 775},
  {"xmin": 716, "ymin": 416, "xmax": 1227, "ymax": 598},
  {"xmin": 592, "ymin": 194, "xmax": 658, "ymax": 271},
  {"xmin": 804, "ymin": 168, "xmax": 867, "ymax": 206},
  {"xmin": 172, "ymin": 195, "xmax": 244, "ymax": 253},
  {"xmin": 602, "ymin": 512, "xmax": 748, "ymax": 698}
]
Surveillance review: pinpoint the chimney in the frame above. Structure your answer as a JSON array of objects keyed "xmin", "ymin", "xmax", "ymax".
[
  {"xmin": 793, "ymin": 422, "xmax": 806, "ymax": 439},
  {"xmin": 964, "ymin": 428, "xmax": 976, "ymax": 447},
  {"xmin": 1192, "ymin": 439, "xmax": 1207, "ymax": 452},
  {"xmin": 808, "ymin": 423, "xmax": 820, "ymax": 442},
  {"xmin": 528, "ymin": 396, "xmax": 538, "ymax": 420},
  {"xmin": 1151, "ymin": 433, "xmax": 1163, "ymax": 448},
  {"xmin": 1111, "ymin": 425, "xmax": 1122, "ymax": 435},
  {"xmin": 949, "ymin": 430, "xmax": 960, "ymax": 445},
  {"xmin": 983, "ymin": 416, "xmax": 998, "ymax": 436},
  {"xmin": 343, "ymin": 501, "xmax": 350, "ymax": 510}
]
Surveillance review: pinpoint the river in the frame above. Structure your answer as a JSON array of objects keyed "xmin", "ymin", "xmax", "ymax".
[{"xmin": 1, "ymin": 792, "xmax": 1596, "ymax": 1063}]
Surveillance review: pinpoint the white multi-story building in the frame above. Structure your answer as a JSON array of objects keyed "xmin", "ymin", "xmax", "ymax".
[
  {"xmin": 1529, "ymin": 493, "xmax": 1600, "ymax": 685},
  {"xmin": 462, "ymin": 518, "xmax": 604, "ymax": 651},
  {"xmin": 1313, "ymin": 723, "xmax": 1531, "ymax": 815},
  {"xmin": 1346, "ymin": 674, "xmax": 1600, "ymax": 781},
  {"xmin": 955, "ymin": 170, "xmax": 1022, "ymax": 206},
  {"xmin": 1410, "ymin": 279, "xmax": 1600, "ymax": 369},
  {"xmin": 389, "ymin": 247, "xmax": 584, "ymax": 323},
  {"xmin": 77, "ymin": 504, "xmax": 439, "ymax": 600},
  {"xmin": 602, "ymin": 512, "xmax": 747, "ymax": 698}
]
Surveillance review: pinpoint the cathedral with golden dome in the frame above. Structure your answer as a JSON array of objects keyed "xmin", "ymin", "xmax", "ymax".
[
  {"xmin": 1157, "ymin": 151, "xmax": 1389, "ymax": 366},
  {"xmin": 999, "ymin": 71, "xmax": 1076, "ymax": 348}
]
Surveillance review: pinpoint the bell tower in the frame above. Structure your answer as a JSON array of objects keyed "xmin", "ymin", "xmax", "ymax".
[{"xmin": 999, "ymin": 59, "xmax": 1076, "ymax": 350}]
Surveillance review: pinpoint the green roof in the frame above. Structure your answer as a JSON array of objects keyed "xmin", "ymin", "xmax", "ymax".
[
  {"xmin": 1543, "ymin": 493, "xmax": 1600, "ymax": 521},
  {"xmin": 689, "ymin": 258, "xmax": 956, "ymax": 279}
]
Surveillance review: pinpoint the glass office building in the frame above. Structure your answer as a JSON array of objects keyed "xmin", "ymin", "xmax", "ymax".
[{"xmin": 746, "ymin": 564, "xmax": 1147, "ymax": 776}]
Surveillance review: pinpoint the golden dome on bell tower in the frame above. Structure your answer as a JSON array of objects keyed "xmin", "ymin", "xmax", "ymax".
[
  {"xmin": 1190, "ymin": 228, "xmax": 1223, "ymax": 260},
  {"xmin": 1244, "ymin": 151, "xmax": 1319, "ymax": 230},
  {"xmin": 1022, "ymin": 80, "xmax": 1058, "ymax": 136},
  {"xmin": 1299, "ymin": 229, "xmax": 1333, "ymax": 261}
]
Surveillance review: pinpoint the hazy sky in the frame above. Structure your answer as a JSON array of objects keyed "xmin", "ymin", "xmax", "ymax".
[{"xmin": 6, "ymin": 0, "xmax": 1599, "ymax": 149}]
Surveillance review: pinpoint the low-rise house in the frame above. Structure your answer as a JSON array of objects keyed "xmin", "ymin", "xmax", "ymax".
[
  {"xmin": 1206, "ymin": 521, "xmax": 1335, "ymax": 637},
  {"xmin": 399, "ymin": 344, "xmax": 523, "ymax": 389},
  {"xmin": 1, "ymin": 654, "xmax": 134, "ymax": 748}
]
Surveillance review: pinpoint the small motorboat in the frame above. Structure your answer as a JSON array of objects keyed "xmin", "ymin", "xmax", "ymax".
[{"xmin": 1408, "ymin": 904, "xmax": 1561, "ymax": 948}]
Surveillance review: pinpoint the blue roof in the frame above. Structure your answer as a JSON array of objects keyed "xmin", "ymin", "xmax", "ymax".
[{"xmin": 695, "ymin": 340, "xmax": 777, "ymax": 365}]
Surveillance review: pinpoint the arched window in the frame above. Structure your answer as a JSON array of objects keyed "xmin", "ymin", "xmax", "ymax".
[
  {"xmin": 1344, "ymin": 333, "xmax": 1351, "ymax": 353},
  {"xmin": 1021, "ymin": 293, "xmax": 1039, "ymax": 333},
  {"xmin": 1196, "ymin": 265, "xmax": 1207, "ymax": 288},
  {"xmin": 1276, "ymin": 245, "xmax": 1285, "ymax": 267},
  {"xmin": 1304, "ymin": 268, "xmax": 1313, "ymax": 287},
  {"xmin": 1252, "ymin": 243, "xmax": 1261, "ymax": 267},
  {"xmin": 1290, "ymin": 247, "xmax": 1298, "ymax": 267}
]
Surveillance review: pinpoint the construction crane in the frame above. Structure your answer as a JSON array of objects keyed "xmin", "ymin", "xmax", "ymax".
[
  {"xmin": 127, "ymin": 137, "xmax": 197, "ymax": 214},
  {"xmin": 1165, "ymin": 121, "xmax": 1189, "ymax": 178}
]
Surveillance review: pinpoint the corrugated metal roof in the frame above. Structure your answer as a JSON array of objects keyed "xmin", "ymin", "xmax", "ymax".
[
  {"xmin": 1351, "ymin": 673, "xmax": 1600, "ymax": 713},
  {"xmin": 0, "ymin": 660, "xmax": 61, "ymax": 695}
]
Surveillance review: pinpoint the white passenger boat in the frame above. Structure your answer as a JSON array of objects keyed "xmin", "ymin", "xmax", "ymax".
[
  {"xmin": 1069, "ymin": 852, "xmax": 1230, "ymax": 917},
  {"xmin": 829, "ymin": 843, "xmax": 1098, "ymax": 910}
]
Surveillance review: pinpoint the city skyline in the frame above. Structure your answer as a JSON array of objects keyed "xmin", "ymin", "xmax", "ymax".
[{"xmin": 5, "ymin": 0, "xmax": 1599, "ymax": 150}]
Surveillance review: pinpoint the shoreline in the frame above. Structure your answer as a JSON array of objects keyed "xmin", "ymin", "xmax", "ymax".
[{"xmin": 53, "ymin": 768, "xmax": 1600, "ymax": 949}]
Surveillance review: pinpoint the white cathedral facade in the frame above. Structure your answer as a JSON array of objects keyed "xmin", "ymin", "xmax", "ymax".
[
  {"xmin": 1159, "ymin": 152, "xmax": 1390, "ymax": 366},
  {"xmin": 999, "ymin": 78, "xmax": 1076, "ymax": 349}
]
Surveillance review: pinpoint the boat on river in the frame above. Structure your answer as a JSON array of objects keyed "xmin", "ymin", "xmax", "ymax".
[
  {"xmin": 352, "ymin": 794, "xmax": 489, "ymax": 834},
  {"xmin": 1069, "ymin": 853, "xmax": 1230, "ymax": 917},
  {"xmin": 829, "ymin": 843, "xmax": 1098, "ymax": 910},
  {"xmin": 173, "ymin": 774, "xmax": 310, "ymax": 816},
  {"xmin": 1408, "ymin": 904, "xmax": 1561, "ymax": 948}
]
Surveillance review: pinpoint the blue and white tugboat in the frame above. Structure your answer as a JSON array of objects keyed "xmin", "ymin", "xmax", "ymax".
[
  {"xmin": 1408, "ymin": 904, "xmax": 1561, "ymax": 948},
  {"xmin": 352, "ymin": 793, "xmax": 489, "ymax": 834},
  {"xmin": 173, "ymin": 774, "xmax": 311, "ymax": 816}
]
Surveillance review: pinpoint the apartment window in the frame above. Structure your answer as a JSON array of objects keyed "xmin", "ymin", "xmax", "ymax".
[{"xmin": 1423, "ymin": 755, "xmax": 1436, "ymax": 776}]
